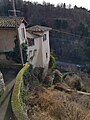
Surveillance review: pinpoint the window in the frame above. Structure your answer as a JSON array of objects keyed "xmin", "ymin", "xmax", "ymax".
[
  {"xmin": 29, "ymin": 50, "xmax": 32, "ymax": 56},
  {"xmin": 33, "ymin": 49, "xmax": 37, "ymax": 56},
  {"xmin": 21, "ymin": 28, "xmax": 25, "ymax": 39},
  {"xmin": 43, "ymin": 34, "xmax": 47, "ymax": 41},
  {"xmin": 28, "ymin": 38, "xmax": 35, "ymax": 46},
  {"xmin": 46, "ymin": 52, "xmax": 48, "ymax": 59},
  {"xmin": 32, "ymin": 39, "xmax": 34, "ymax": 45}
]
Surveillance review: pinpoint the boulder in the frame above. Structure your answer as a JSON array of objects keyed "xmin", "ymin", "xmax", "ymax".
[
  {"xmin": 64, "ymin": 74, "xmax": 83, "ymax": 91},
  {"xmin": 43, "ymin": 75, "xmax": 54, "ymax": 87},
  {"xmin": 0, "ymin": 72, "xmax": 5, "ymax": 96}
]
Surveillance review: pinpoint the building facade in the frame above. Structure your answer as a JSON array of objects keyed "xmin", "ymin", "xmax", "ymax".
[
  {"xmin": 26, "ymin": 25, "xmax": 52, "ymax": 68},
  {"xmin": 0, "ymin": 16, "xmax": 27, "ymax": 63}
]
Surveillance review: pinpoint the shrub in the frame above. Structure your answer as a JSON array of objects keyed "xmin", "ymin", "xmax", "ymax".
[
  {"xmin": 49, "ymin": 55, "xmax": 55, "ymax": 71},
  {"xmin": 6, "ymin": 36, "xmax": 27, "ymax": 64},
  {"xmin": 53, "ymin": 69, "xmax": 62, "ymax": 84},
  {"xmin": 43, "ymin": 75, "xmax": 54, "ymax": 87},
  {"xmin": 5, "ymin": 35, "xmax": 21, "ymax": 63},
  {"xmin": 21, "ymin": 42, "xmax": 27, "ymax": 64},
  {"xmin": 23, "ymin": 69, "xmax": 31, "ymax": 86}
]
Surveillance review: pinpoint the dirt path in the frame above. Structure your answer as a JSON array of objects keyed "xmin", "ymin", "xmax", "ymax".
[
  {"xmin": 0, "ymin": 69, "xmax": 18, "ymax": 120},
  {"xmin": 0, "ymin": 79, "xmax": 15, "ymax": 120}
]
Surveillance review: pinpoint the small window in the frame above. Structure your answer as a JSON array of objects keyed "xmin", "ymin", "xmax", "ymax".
[
  {"xmin": 43, "ymin": 34, "xmax": 47, "ymax": 41},
  {"xmin": 46, "ymin": 52, "xmax": 48, "ymax": 58},
  {"xmin": 28, "ymin": 38, "xmax": 35, "ymax": 46},
  {"xmin": 29, "ymin": 50, "xmax": 32, "ymax": 56},
  {"xmin": 21, "ymin": 28, "xmax": 25, "ymax": 39},
  {"xmin": 32, "ymin": 39, "xmax": 35, "ymax": 45},
  {"xmin": 33, "ymin": 49, "xmax": 37, "ymax": 56}
]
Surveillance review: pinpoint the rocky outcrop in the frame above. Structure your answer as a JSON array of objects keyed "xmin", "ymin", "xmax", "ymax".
[{"xmin": 0, "ymin": 72, "xmax": 5, "ymax": 96}]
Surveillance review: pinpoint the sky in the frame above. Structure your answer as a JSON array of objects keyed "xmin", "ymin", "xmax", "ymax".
[{"xmin": 25, "ymin": 0, "xmax": 90, "ymax": 10}]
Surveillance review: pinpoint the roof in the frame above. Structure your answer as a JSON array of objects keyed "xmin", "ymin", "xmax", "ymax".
[
  {"xmin": 26, "ymin": 32, "xmax": 39, "ymax": 39},
  {"xmin": 0, "ymin": 16, "xmax": 27, "ymax": 28},
  {"xmin": 26, "ymin": 29, "xmax": 43, "ymax": 37},
  {"xmin": 27, "ymin": 25, "xmax": 52, "ymax": 32}
]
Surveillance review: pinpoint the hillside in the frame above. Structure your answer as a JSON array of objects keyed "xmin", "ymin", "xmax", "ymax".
[
  {"xmin": 22, "ymin": 2, "xmax": 90, "ymax": 64},
  {"xmin": 0, "ymin": 1, "xmax": 90, "ymax": 120},
  {"xmin": 22, "ymin": 65, "xmax": 90, "ymax": 120},
  {"xmin": 0, "ymin": 1, "xmax": 90, "ymax": 64},
  {"xmin": 25, "ymin": 86, "xmax": 90, "ymax": 120}
]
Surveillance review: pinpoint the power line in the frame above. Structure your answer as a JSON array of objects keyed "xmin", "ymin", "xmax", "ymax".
[
  {"xmin": 8, "ymin": 10, "xmax": 20, "ymax": 13},
  {"xmin": 52, "ymin": 28, "xmax": 90, "ymax": 39}
]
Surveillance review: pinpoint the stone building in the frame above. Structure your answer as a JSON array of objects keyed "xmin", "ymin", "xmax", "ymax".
[{"xmin": 0, "ymin": 16, "xmax": 27, "ymax": 63}]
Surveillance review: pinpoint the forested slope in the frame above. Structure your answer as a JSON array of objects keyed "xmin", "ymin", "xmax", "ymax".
[{"xmin": 0, "ymin": 0, "xmax": 90, "ymax": 64}]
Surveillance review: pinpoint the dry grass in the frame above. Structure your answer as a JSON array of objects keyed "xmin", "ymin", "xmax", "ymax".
[
  {"xmin": 23, "ymin": 69, "xmax": 90, "ymax": 120},
  {"xmin": 78, "ymin": 72, "xmax": 90, "ymax": 92},
  {"xmin": 24, "ymin": 84, "xmax": 90, "ymax": 120}
]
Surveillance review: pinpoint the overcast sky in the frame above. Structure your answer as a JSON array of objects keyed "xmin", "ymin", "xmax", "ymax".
[{"xmin": 25, "ymin": 0, "xmax": 90, "ymax": 10}]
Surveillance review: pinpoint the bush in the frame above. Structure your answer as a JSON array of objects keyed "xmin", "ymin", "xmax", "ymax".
[
  {"xmin": 21, "ymin": 42, "xmax": 27, "ymax": 64},
  {"xmin": 53, "ymin": 69, "xmax": 62, "ymax": 84},
  {"xmin": 5, "ymin": 36, "xmax": 21, "ymax": 63},
  {"xmin": 43, "ymin": 75, "xmax": 54, "ymax": 87},
  {"xmin": 49, "ymin": 55, "xmax": 55, "ymax": 71},
  {"xmin": 23, "ymin": 69, "xmax": 31, "ymax": 86},
  {"xmin": 6, "ymin": 36, "xmax": 27, "ymax": 64}
]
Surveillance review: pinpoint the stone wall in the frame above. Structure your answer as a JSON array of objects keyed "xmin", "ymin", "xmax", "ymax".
[
  {"xmin": 0, "ymin": 28, "xmax": 17, "ymax": 63},
  {"xmin": 0, "ymin": 28, "xmax": 16, "ymax": 52}
]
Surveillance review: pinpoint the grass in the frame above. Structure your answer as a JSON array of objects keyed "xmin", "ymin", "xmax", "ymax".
[{"xmin": 11, "ymin": 63, "xmax": 29, "ymax": 120}]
